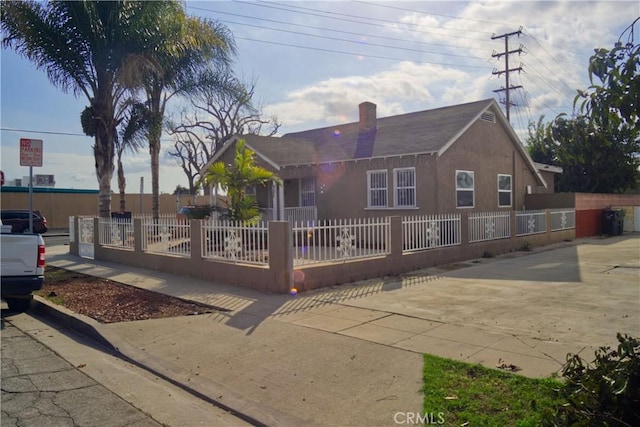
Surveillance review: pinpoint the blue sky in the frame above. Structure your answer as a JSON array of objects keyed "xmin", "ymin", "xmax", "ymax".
[{"xmin": 1, "ymin": 1, "xmax": 637, "ymax": 193}]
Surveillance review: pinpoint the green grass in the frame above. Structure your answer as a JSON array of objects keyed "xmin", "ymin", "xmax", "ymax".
[{"xmin": 423, "ymin": 353, "xmax": 563, "ymax": 426}]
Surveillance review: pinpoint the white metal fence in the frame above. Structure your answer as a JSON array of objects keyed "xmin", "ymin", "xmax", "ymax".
[
  {"xmin": 402, "ymin": 214, "xmax": 461, "ymax": 252},
  {"xmin": 292, "ymin": 217, "xmax": 390, "ymax": 265},
  {"xmin": 550, "ymin": 209, "xmax": 576, "ymax": 231},
  {"xmin": 201, "ymin": 220, "xmax": 269, "ymax": 265},
  {"xmin": 141, "ymin": 216, "xmax": 191, "ymax": 257},
  {"xmin": 468, "ymin": 211, "xmax": 511, "ymax": 243},
  {"xmin": 516, "ymin": 210, "xmax": 547, "ymax": 236},
  {"xmin": 77, "ymin": 216, "xmax": 95, "ymax": 259},
  {"xmin": 98, "ymin": 217, "xmax": 134, "ymax": 250}
]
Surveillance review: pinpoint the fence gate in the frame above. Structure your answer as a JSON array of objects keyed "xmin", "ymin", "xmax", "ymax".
[{"xmin": 78, "ymin": 217, "xmax": 95, "ymax": 259}]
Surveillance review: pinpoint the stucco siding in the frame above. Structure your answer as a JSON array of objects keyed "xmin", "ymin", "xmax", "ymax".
[{"xmin": 437, "ymin": 118, "xmax": 540, "ymax": 212}]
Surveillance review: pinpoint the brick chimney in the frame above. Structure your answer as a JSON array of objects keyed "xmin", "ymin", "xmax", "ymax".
[{"xmin": 358, "ymin": 102, "xmax": 377, "ymax": 133}]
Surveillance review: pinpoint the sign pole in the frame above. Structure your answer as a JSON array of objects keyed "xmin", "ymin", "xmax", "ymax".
[
  {"xmin": 29, "ymin": 166, "xmax": 33, "ymax": 233},
  {"xmin": 19, "ymin": 138, "xmax": 43, "ymax": 234}
]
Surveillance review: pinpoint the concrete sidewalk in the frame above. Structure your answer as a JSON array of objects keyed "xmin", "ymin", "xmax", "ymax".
[{"xmin": 38, "ymin": 234, "xmax": 639, "ymax": 426}]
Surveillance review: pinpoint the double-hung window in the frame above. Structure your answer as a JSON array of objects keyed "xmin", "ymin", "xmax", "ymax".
[
  {"xmin": 300, "ymin": 177, "xmax": 316, "ymax": 207},
  {"xmin": 394, "ymin": 168, "xmax": 416, "ymax": 208},
  {"xmin": 456, "ymin": 170, "xmax": 475, "ymax": 208},
  {"xmin": 367, "ymin": 170, "xmax": 388, "ymax": 208},
  {"xmin": 498, "ymin": 174, "xmax": 512, "ymax": 207}
]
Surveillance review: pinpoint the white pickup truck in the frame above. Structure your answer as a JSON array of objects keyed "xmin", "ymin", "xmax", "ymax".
[{"xmin": 0, "ymin": 222, "xmax": 46, "ymax": 312}]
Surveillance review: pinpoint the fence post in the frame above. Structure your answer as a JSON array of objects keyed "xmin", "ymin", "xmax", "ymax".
[
  {"xmin": 510, "ymin": 210, "xmax": 517, "ymax": 241},
  {"xmin": 191, "ymin": 220, "xmax": 202, "ymax": 260},
  {"xmin": 93, "ymin": 217, "xmax": 100, "ymax": 258},
  {"xmin": 460, "ymin": 212, "xmax": 469, "ymax": 246},
  {"xmin": 134, "ymin": 218, "xmax": 143, "ymax": 253},
  {"xmin": 268, "ymin": 221, "xmax": 293, "ymax": 293},
  {"xmin": 545, "ymin": 209, "xmax": 552, "ymax": 237},
  {"xmin": 389, "ymin": 217, "xmax": 402, "ymax": 271},
  {"xmin": 68, "ymin": 216, "xmax": 79, "ymax": 255}
]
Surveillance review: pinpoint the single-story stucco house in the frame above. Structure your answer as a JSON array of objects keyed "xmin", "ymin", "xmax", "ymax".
[{"xmin": 201, "ymin": 98, "xmax": 557, "ymax": 222}]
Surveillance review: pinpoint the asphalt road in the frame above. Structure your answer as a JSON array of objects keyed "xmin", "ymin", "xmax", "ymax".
[{"xmin": 1, "ymin": 317, "xmax": 163, "ymax": 427}]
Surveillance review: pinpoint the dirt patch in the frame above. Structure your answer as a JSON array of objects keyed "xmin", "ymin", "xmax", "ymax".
[{"xmin": 38, "ymin": 267, "xmax": 223, "ymax": 324}]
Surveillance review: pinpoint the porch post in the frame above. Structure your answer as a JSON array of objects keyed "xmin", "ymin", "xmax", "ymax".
[
  {"xmin": 271, "ymin": 181, "xmax": 278, "ymax": 220},
  {"xmin": 278, "ymin": 183, "xmax": 285, "ymax": 221}
]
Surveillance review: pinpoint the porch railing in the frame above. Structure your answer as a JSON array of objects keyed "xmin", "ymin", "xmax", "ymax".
[{"xmin": 263, "ymin": 206, "xmax": 318, "ymax": 223}]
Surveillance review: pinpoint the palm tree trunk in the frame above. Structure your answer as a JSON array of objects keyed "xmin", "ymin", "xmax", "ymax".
[
  {"xmin": 118, "ymin": 159, "xmax": 126, "ymax": 212},
  {"xmin": 150, "ymin": 140, "xmax": 160, "ymax": 220},
  {"xmin": 94, "ymin": 130, "xmax": 115, "ymax": 218}
]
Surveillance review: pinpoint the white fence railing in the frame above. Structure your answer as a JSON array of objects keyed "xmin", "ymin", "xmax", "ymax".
[
  {"xmin": 402, "ymin": 214, "xmax": 461, "ymax": 252},
  {"xmin": 141, "ymin": 216, "xmax": 191, "ymax": 257},
  {"xmin": 468, "ymin": 211, "xmax": 511, "ymax": 243},
  {"xmin": 98, "ymin": 217, "xmax": 134, "ymax": 250},
  {"xmin": 201, "ymin": 220, "xmax": 269, "ymax": 265},
  {"xmin": 69, "ymin": 216, "xmax": 75, "ymax": 242},
  {"xmin": 292, "ymin": 217, "xmax": 390, "ymax": 265},
  {"xmin": 264, "ymin": 206, "xmax": 318, "ymax": 223},
  {"xmin": 516, "ymin": 210, "xmax": 547, "ymax": 236},
  {"xmin": 550, "ymin": 209, "xmax": 576, "ymax": 231}
]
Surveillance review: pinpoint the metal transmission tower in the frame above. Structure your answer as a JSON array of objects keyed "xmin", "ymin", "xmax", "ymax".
[{"xmin": 491, "ymin": 28, "xmax": 524, "ymax": 123}]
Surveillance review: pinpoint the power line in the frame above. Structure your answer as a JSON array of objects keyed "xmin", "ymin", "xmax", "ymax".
[
  {"xmin": 194, "ymin": 6, "xmax": 495, "ymax": 53},
  {"xmin": 352, "ymin": 0, "xmax": 511, "ymax": 26},
  {"xmin": 235, "ymin": 36, "xmax": 492, "ymax": 69},
  {"xmin": 0, "ymin": 128, "xmax": 88, "ymax": 137},
  {"xmin": 229, "ymin": 0, "xmax": 496, "ymax": 44},
  {"xmin": 223, "ymin": 19, "xmax": 487, "ymax": 61},
  {"xmin": 269, "ymin": 0, "xmax": 493, "ymax": 34}
]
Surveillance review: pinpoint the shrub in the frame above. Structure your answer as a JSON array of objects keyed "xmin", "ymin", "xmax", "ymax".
[{"xmin": 545, "ymin": 333, "xmax": 640, "ymax": 426}]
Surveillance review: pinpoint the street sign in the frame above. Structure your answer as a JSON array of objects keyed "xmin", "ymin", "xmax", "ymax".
[{"xmin": 20, "ymin": 138, "xmax": 43, "ymax": 167}]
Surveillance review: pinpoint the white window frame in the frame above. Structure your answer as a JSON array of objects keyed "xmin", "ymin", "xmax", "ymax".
[
  {"xmin": 299, "ymin": 177, "xmax": 316, "ymax": 207},
  {"xmin": 456, "ymin": 170, "xmax": 475, "ymax": 208},
  {"xmin": 245, "ymin": 184, "xmax": 256, "ymax": 197},
  {"xmin": 497, "ymin": 174, "xmax": 512, "ymax": 208},
  {"xmin": 367, "ymin": 170, "xmax": 388, "ymax": 208},
  {"xmin": 393, "ymin": 167, "xmax": 416, "ymax": 208}
]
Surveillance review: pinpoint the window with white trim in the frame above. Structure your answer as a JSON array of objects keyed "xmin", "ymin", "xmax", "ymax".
[
  {"xmin": 456, "ymin": 170, "xmax": 475, "ymax": 208},
  {"xmin": 299, "ymin": 177, "xmax": 316, "ymax": 207},
  {"xmin": 245, "ymin": 185, "xmax": 256, "ymax": 197},
  {"xmin": 367, "ymin": 170, "xmax": 387, "ymax": 208},
  {"xmin": 394, "ymin": 167, "xmax": 416, "ymax": 208},
  {"xmin": 498, "ymin": 174, "xmax": 512, "ymax": 207}
]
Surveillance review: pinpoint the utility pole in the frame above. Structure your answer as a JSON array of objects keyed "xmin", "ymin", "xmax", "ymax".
[{"xmin": 491, "ymin": 28, "xmax": 523, "ymax": 123}]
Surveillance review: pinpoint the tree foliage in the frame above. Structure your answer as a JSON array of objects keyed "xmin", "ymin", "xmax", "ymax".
[
  {"xmin": 546, "ymin": 334, "xmax": 640, "ymax": 426},
  {"xmin": 200, "ymin": 139, "xmax": 281, "ymax": 222},
  {"xmin": 1, "ymin": 1, "xmax": 164, "ymax": 216},
  {"xmin": 530, "ymin": 19, "xmax": 640, "ymax": 193},
  {"xmin": 135, "ymin": 6, "xmax": 235, "ymax": 219},
  {"xmin": 167, "ymin": 70, "xmax": 280, "ymax": 194}
]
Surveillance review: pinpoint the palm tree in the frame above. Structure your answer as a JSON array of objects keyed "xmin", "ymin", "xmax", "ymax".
[
  {"xmin": 139, "ymin": 9, "xmax": 235, "ymax": 219},
  {"xmin": 201, "ymin": 139, "xmax": 282, "ymax": 222},
  {"xmin": 115, "ymin": 103, "xmax": 149, "ymax": 212},
  {"xmin": 1, "ymin": 1, "xmax": 169, "ymax": 217}
]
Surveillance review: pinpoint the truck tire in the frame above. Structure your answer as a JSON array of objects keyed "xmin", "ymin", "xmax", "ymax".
[{"xmin": 6, "ymin": 296, "xmax": 32, "ymax": 313}]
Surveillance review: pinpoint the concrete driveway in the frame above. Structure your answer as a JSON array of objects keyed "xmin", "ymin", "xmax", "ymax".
[{"xmin": 319, "ymin": 234, "xmax": 640, "ymax": 351}]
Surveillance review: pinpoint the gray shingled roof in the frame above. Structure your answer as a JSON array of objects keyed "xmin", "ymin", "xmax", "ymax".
[{"xmin": 240, "ymin": 99, "xmax": 496, "ymax": 167}]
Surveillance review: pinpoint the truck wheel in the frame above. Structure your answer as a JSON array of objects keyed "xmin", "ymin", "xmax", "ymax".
[{"xmin": 6, "ymin": 296, "xmax": 32, "ymax": 313}]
